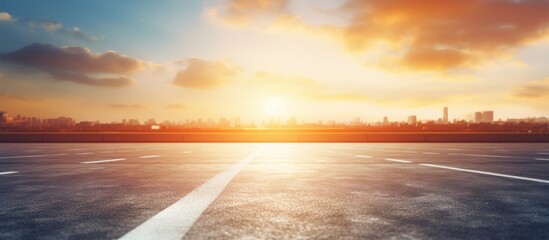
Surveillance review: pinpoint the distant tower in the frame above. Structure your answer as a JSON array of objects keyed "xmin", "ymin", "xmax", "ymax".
[
  {"xmin": 407, "ymin": 115, "xmax": 417, "ymax": 126},
  {"xmin": 474, "ymin": 112, "xmax": 483, "ymax": 123},
  {"xmin": 482, "ymin": 111, "xmax": 494, "ymax": 123},
  {"xmin": 443, "ymin": 107, "xmax": 448, "ymax": 124},
  {"xmin": 383, "ymin": 116, "xmax": 388, "ymax": 126}
]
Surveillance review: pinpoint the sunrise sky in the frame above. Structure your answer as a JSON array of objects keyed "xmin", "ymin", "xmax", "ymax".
[{"xmin": 1, "ymin": 0, "xmax": 549, "ymax": 123}]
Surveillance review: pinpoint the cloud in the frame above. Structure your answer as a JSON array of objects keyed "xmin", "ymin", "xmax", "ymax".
[
  {"xmin": 206, "ymin": 0, "xmax": 288, "ymax": 25},
  {"xmin": 0, "ymin": 12, "xmax": 13, "ymax": 21},
  {"xmin": 165, "ymin": 104, "xmax": 186, "ymax": 109},
  {"xmin": 0, "ymin": 11, "xmax": 103, "ymax": 42},
  {"xmin": 108, "ymin": 104, "xmax": 146, "ymax": 109},
  {"xmin": 514, "ymin": 78, "xmax": 549, "ymax": 98},
  {"xmin": 173, "ymin": 58, "xmax": 242, "ymax": 89},
  {"xmin": 0, "ymin": 43, "xmax": 147, "ymax": 88},
  {"xmin": 210, "ymin": 0, "xmax": 549, "ymax": 70}
]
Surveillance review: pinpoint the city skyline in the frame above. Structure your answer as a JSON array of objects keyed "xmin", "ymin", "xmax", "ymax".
[{"xmin": 1, "ymin": 1, "xmax": 549, "ymax": 122}]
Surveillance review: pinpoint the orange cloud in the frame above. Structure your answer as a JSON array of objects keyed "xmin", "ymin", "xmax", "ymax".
[
  {"xmin": 0, "ymin": 43, "xmax": 146, "ymax": 87},
  {"xmin": 340, "ymin": 0, "xmax": 549, "ymax": 69},
  {"xmin": 173, "ymin": 58, "xmax": 242, "ymax": 89},
  {"xmin": 514, "ymin": 78, "xmax": 549, "ymax": 98},
  {"xmin": 212, "ymin": 0, "xmax": 549, "ymax": 70},
  {"xmin": 207, "ymin": 0, "xmax": 287, "ymax": 25}
]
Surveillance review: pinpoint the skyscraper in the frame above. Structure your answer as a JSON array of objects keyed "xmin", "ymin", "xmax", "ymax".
[
  {"xmin": 482, "ymin": 111, "xmax": 494, "ymax": 123},
  {"xmin": 383, "ymin": 116, "xmax": 388, "ymax": 126},
  {"xmin": 443, "ymin": 107, "xmax": 448, "ymax": 124},
  {"xmin": 474, "ymin": 112, "xmax": 483, "ymax": 123},
  {"xmin": 408, "ymin": 115, "xmax": 417, "ymax": 126}
]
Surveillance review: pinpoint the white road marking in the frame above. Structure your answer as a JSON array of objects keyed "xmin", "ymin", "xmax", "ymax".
[
  {"xmin": 422, "ymin": 152, "xmax": 440, "ymax": 155},
  {"xmin": 534, "ymin": 158, "xmax": 549, "ymax": 161},
  {"xmin": 119, "ymin": 146, "xmax": 267, "ymax": 240},
  {"xmin": 396, "ymin": 150, "xmax": 417, "ymax": 153},
  {"xmin": 182, "ymin": 151, "xmax": 192, "ymax": 154},
  {"xmin": 355, "ymin": 155, "xmax": 372, "ymax": 158},
  {"xmin": 81, "ymin": 158, "xmax": 127, "ymax": 164},
  {"xmin": 0, "ymin": 171, "xmax": 19, "ymax": 175},
  {"xmin": 448, "ymin": 153, "xmax": 515, "ymax": 159},
  {"xmin": 384, "ymin": 158, "xmax": 412, "ymax": 163},
  {"xmin": 0, "ymin": 153, "xmax": 68, "ymax": 159},
  {"xmin": 420, "ymin": 164, "xmax": 549, "ymax": 184},
  {"xmin": 75, "ymin": 152, "xmax": 94, "ymax": 155},
  {"xmin": 139, "ymin": 155, "xmax": 160, "ymax": 159}
]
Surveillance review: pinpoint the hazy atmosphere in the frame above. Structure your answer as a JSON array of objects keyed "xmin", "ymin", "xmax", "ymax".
[{"xmin": 1, "ymin": 0, "xmax": 549, "ymax": 122}]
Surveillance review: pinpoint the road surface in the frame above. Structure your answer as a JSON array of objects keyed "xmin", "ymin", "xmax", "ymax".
[{"xmin": 1, "ymin": 143, "xmax": 549, "ymax": 239}]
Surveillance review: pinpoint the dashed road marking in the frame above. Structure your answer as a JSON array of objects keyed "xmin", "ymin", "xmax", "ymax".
[
  {"xmin": 355, "ymin": 155, "xmax": 372, "ymax": 158},
  {"xmin": 75, "ymin": 152, "xmax": 94, "ymax": 155},
  {"xmin": 420, "ymin": 163, "xmax": 549, "ymax": 184},
  {"xmin": 534, "ymin": 158, "xmax": 549, "ymax": 161},
  {"xmin": 422, "ymin": 152, "xmax": 440, "ymax": 155},
  {"xmin": 0, "ymin": 171, "xmax": 18, "ymax": 175},
  {"xmin": 118, "ymin": 146, "xmax": 267, "ymax": 240},
  {"xmin": 0, "ymin": 153, "xmax": 68, "ymax": 159},
  {"xmin": 183, "ymin": 151, "xmax": 193, "ymax": 154},
  {"xmin": 139, "ymin": 155, "xmax": 160, "ymax": 159},
  {"xmin": 384, "ymin": 158, "xmax": 412, "ymax": 163},
  {"xmin": 448, "ymin": 153, "xmax": 515, "ymax": 159},
  {"xmin": 81, "ymin": 158, "xmax": 127, "ymax": 164}
]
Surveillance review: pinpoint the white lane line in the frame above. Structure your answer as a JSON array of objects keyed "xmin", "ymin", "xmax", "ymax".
[
  {"xmin": 422, "ymin": 152, "xmax": 440, "ymax": 155},
  {"xmin": 0, "ymin": 171, "xmax": 19, "ymax": 175},
  {"xmin": 139, "ymin": 155, "xmax": 160, "ymax": 159},
  {"xmin": 75, "ymin": 152, "xmax": 94, "ymax": 155},
  {"xmin": 119, "ymin": 146, "xmax": 267, "ymax": 240},
  {"xmin": 384, "ymin": 158, "xmax": 412, "ymax": 163},
  {"xmin": 420, "ymin": 164, "xmax": 549, "ymax": 184},
  {"xmin": 396, "ymin": 150, "xmax": 417, "ymax": 153},
  {"xmin": 448, "ymin": 153, "xmax": 515, "ymax": 159},
  {"xmin": 536, "ymin": 153, "xmax": 549, "ymax": 155},
  {"xmin": 0, "ymin": 153, "xmax": 68, "ymax": 159},
  {"xmin": 182, "ymin": 151, "xmax": 192, "ymax": 154},
  {"xmin": 534, "ymin": 158, "xmax": 549, "ymax": 161},
  {"xmin": 355, "ymin": 155, "xmax": 372, "ymax": 158},
  {"xmin": 81, "ymin": 158, "xmax": 127, "ymax": 164}
]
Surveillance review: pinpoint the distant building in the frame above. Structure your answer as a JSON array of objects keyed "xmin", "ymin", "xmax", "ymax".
[
  {"xmin": 443, "ymin": 107, "xmax": 448, "ymax": 124},
  {"xmin": 407, "ymin": 115, "xmax": 417, "ymax": 126},
  {"xmin": 383, "ymin": 116, "xmax": 389, "ymax": 126},
  {"xmin": 482, "ymin": 111, "xmax": 494, "ymax": 123},
  {"xmin": 287, "ymin": 117, "xmax": 297, "ymax": 127},
  {"xmin": 0, "ymin": 111, "xmax": 7, "ymax": 124},
  {"xmin": 474, "ymin": 112, "xmax": 483, "ymax": 123}
]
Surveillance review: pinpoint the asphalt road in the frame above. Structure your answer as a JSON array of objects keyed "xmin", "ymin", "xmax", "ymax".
[{"xmin": 1, "ymin": 143, "xmax": 549, "ymax": 239}]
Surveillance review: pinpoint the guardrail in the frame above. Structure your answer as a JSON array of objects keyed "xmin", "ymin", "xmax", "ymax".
[{"xmin": 1, "ymin": 133, "xmax": 549, "ymax": 142}]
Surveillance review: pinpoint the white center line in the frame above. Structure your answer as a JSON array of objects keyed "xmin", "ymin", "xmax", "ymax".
[
  {"xmin": 0, "ymin": 153, "xmax": 68, "ymax": 159},
  {"xmin": 118, "ymin": 146, "xmax": 267, "ymax": 240},
  {"xmin": 0, "ymin": 171, "xmax": 19, "ymax": 175},
  {"xmin": 534, "ymin": 158, "xmax": 549, "ymax": 161},
  {"xmin": 384, "ymin": 158, "xmax": 412, "ymax": 163},
  {"xmin": 355, "ymin": 155, "xmax": 372, "ymax": 158},
  {"xmin": 75, "ymin": 152, "xmax": 94, "ymax": 155},
  {"xmin": 139, "ymin": 155, "xmax": 160, "ymax": 159},
  {"xmin": 420, "ymin": 163, "xmax": 549, "ymax": 184},
  {"xmin": 448, "ymin": 153, "xmax": 515, "ymax": 159},
  {"xmin": 81, "ymin": 158, "xmax": 127, "ymax": 164},
  {"xmin": 422, "ymin": 152, "xmax": 440, "ymax": 155}
]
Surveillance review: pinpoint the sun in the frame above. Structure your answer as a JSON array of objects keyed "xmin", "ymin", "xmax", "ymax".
[{"xmin": 264, "ymin": 97, "xmax": 287, "ymax": 118}]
